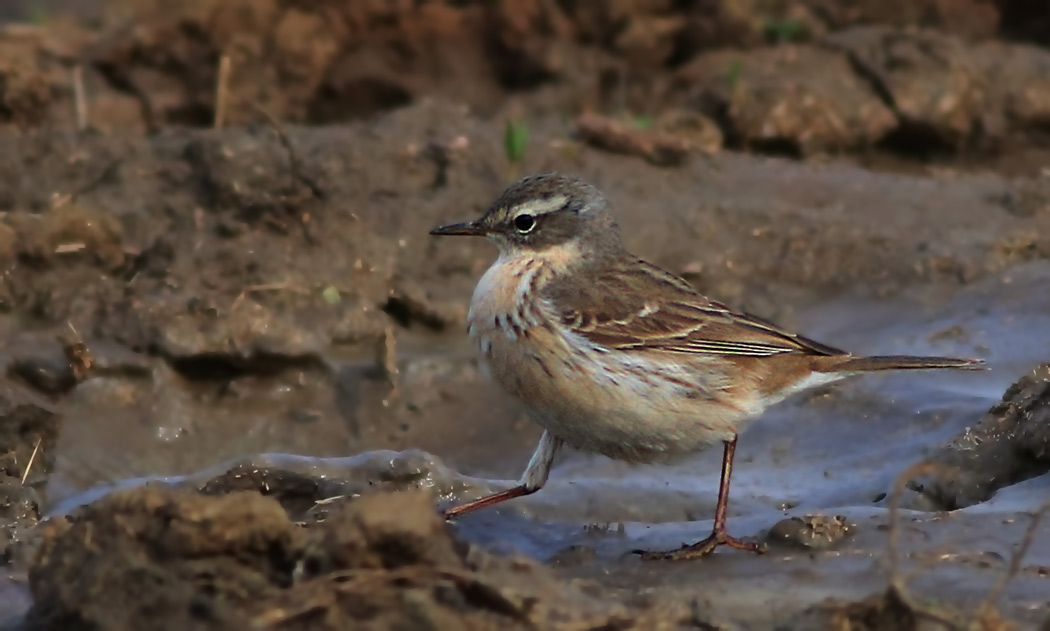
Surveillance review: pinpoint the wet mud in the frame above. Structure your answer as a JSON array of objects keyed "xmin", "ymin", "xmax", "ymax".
[
  {"xmin": 29, "ymin": 487, "xmax": 668, "ymax": 631},
  {"xmin": 0, "ymin": 1, "xmax": 1048, "ymax": 630},
  {"xmin": 0, "ymin": 106, "xmax": 1040, "ymax": 629}
]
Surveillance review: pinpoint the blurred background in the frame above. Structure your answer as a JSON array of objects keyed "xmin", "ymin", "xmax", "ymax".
[
  {"xmin": 1, "ymin": 0, "xmax": 101, "ymax": 22},
  {"xmin": 0, "ymin": 0, "xmax": 1048, "ymax": 173}
]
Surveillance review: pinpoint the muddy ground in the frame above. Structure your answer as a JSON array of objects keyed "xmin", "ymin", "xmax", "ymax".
[{"xmin": 0, "ymin": 1, "xmax": 1049, "ymax": 630}]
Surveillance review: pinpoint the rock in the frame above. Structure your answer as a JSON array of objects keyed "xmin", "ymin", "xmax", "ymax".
[
  {"xmin": 822, "ymin": 26, "xmax": 1050, "ymax": 153},
  {"xmin": 914, "ymin": 363, "xmax": 1050, "ymax": 510},
  {"xmin": 766, "ymin": 514, "xmax": 857, "ymax": 550},
  {"xmin": 974, "ymin": 40, "xmax": 1050, "ymax": 136},
  {"xmin": 677, "ymin": 44, "xmax": 896, "ymax": 154},
  {"xmin": 824, "ymin": 26, "xmax": 990, "ymax": 152}
]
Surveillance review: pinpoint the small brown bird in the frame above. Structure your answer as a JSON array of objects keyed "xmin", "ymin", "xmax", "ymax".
[{"xmin": 430, "ymin": 173, "xmax": 982, "ymax": 560}]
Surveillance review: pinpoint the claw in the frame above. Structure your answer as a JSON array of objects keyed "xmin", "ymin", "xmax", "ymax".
[{"xmin": 635, "ymin": 530, "xmax": 766, "ymax": 561}]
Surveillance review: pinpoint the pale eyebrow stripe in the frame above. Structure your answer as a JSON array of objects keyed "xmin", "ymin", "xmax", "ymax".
[{"xmin": 513, "ymin": 195, "xmax": 569, "ymax": 217}]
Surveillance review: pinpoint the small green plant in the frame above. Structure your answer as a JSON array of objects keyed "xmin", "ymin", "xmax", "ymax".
[
  {"xmin": 631, "ymin": 115, "xmax": 655, "ymax": 131},
  {"xmin": 321, "ymin": 286, "xmax": 341, "ymax": 305},
  {"xmin": 504, "ymin": 118, "xmax": 528, "ymax": 182},
  {"xmin": 726, "ymin": 59, "xmax": 743, "ymax": 90},
  {"xmin": 764, "ymin": 19, "xmax": 808, "ymax": 43},
  {"xmin": 27, "ymin": 1, "xmax": 49, "ymax": 24}
]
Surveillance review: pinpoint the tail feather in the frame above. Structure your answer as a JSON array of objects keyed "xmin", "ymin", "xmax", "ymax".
[{"xmin": 817, "ymin": 355, "xmax": 984, "ymax": 373}]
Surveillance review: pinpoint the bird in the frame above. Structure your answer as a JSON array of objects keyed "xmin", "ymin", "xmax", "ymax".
[{"xmin": 428, "ymin": 172, "xmax": 982, "ymax": 560}]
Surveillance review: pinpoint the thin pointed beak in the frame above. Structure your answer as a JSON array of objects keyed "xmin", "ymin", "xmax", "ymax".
[{"xmin": 429, "ymin": 221, "xmax": 486, "ymax": 236}]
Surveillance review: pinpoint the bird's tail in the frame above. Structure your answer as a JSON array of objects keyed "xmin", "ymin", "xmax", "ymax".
[{"xmin": 815, "ymin": 355, "xmax": 984, "ymax": 374}]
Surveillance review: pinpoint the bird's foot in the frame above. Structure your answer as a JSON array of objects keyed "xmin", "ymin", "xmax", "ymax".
[{"xmin": 634, "ymin": 529, "xmax": 766, "ymax": 561}]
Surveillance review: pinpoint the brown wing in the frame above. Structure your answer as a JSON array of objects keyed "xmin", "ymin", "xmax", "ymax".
[{"xmin": 540, "ymin": 259, "xmax": 846, "ymax": 358}]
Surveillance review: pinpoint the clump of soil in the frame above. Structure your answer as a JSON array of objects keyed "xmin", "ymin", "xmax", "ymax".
[
  {"xmin": 676, "ymin": 43, "xmax": 897, "ymax": 155},
  {"xmin": 0, "ymin": 17, "xmax": 100, "ymax": 129},
  {"xmin": 0, "ymin": 382, "xmax": 60, "ymax": 565},
  {"xmin": 914, "ymin": 363, "xmax": 1050, "ymax": 510},
  {"xmin": 28, "ymin": 485, "xmax": 300, "ymax": 630},
  {"xmin": 27, "ymin": 486, "xmax": 655, "ymax": 631},
  {"xmin": 0, "ymin": 383, "xmax": 60, "ymax": 483},
  {"xmin": 0, "ymin": 41, "xmax": 53, "ymax": 128},
  {"xmin": 4, "ymin": 203, "xmax": 125, "ymax": 269}
]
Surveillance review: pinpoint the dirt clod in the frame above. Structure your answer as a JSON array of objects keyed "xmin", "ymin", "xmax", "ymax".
[
  {"xmin": 576, "ymin": 112, "xmax": 696, "ymax": 166},
  {"xmin": 27, "ymin": 485, "xmax": 654, "ymax": 631},
  {"xmin": 0, "ymin": 383, "xmax": 60, "ymax": 483},
  {"xmin": 767, "ymin": 514, "xmax": 857, "ymax": 550},
  {"xmin": 679, "ymin": 44, "xmax": 897, "ymax": 155},
  {"xmin": 28, "ymin": 486, "xmax": 300, "ymax": 631},
  {"xmin": 914, "ymin": 363, "xmax": 1050, "ymax": 510}
]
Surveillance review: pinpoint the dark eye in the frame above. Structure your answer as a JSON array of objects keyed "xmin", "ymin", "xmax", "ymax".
[{"xmin": 513, "ymin": 214, "xmax": 536, "ymax": 233}]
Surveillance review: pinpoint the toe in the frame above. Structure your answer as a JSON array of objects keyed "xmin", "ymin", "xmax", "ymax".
[{"xmin": 634, "ymin": 531, "xmax": 765, "ymax": 560}]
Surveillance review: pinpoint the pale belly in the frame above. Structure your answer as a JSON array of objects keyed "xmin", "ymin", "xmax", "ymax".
[
  {"xmin": 472, "ymin": 322, "xmax": 748, "ymax": 464},
  {"xmin": 465, "ymin": 252, "xmax": 754, "ymax": 463}
]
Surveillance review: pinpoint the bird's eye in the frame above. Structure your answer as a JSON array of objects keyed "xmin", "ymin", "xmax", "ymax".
[{"xmin": 513, "ymin": 214, "xmax": 536, "ymax": 233}]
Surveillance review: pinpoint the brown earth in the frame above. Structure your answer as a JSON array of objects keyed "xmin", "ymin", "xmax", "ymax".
[
  {"xmin": 28, "ymin": 487, "xmax": 671, "ymax": 631},
  {"xmin": 0, "ymin": 0, "xmax": 1049, "ymax": 165},
  {"xmin": 917, "ymin": 363, "xmax": 1050, "ymax": 510},
  {"xmin": 0, "ymin": 1, "xmax": 1048, "ymax": 630}
]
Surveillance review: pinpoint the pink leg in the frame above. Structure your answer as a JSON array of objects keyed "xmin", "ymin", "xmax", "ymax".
[
  {"xmin": 443, "ymin": 431, "xmax": 561, "ymax": 519},
  {"xmin": 637, "ymin": 437, "xmax": 766, "ymax": 560}
]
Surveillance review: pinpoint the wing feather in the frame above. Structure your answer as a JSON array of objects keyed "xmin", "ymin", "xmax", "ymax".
[{"xmin": 541, "ymin": 260, "xmax": 845, "ymax": 358}]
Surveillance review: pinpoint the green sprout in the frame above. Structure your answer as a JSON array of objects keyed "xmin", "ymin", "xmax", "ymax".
[
  {"xmin": 726, "ymin": 59, "xmax": 743, "ymax": 91},
  {"xmin": 764, "ymin": 19, "xmax": 808, "ymax": 43},
  {"xmin": 27, "ymin": 1, "xmax": 50, "ymax": 24},
  {"xmin": 504, "ymin": 118, "xmax": 528, "ymax": 182},
  {"xmin": 632, "ymin": 115, "xmax": 655, "ymax": 130},
  {"xmin": 321, "ymin": 286, "xmax": 342, "ymax": 305}
]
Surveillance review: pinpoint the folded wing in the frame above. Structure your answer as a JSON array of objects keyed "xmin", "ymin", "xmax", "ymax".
[{"xmin": 541, "ymin": 259, "xmax": 847, "ymax": 359}]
